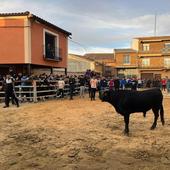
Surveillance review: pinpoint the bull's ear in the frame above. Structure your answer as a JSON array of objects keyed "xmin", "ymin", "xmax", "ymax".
[
  {"xmin": 102, "ymin": 91, "xmax": 106, "ymax": 96},
  {"xmin": 103, "ymin": 91, "xmax": 108, "ymax": 96}
]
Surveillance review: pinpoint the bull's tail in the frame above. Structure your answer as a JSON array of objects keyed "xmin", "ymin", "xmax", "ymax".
[{"xmin": 160, "ymin": 104, "xmax": 165, "ymax": 126}]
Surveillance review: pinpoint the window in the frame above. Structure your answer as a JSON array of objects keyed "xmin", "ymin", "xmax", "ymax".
[
  {"xmin": 43, "ymin": 29, "xmax": 60, "ymax": 61},
  {"xmin": 142, "ymin": 44, "xmax": 150, "ymax": 51},
  {"xmin": 165, "ymin": 43, "xmax": 170, "ymax": 49},
  {"xmin": 164, "ymin": 58, "xmax": 170, "ymax": 67},
  {"xmin": 142, "ymin": 58, "xmax": 150, "ymax": 67},
  {"xmin": 123, "ymin": 55, "xmax": 130, "ymax": 64}
]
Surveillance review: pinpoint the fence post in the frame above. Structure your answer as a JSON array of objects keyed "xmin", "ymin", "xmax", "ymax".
[
  {"xmin": 33, "ymin": 80, "xmax": 37, "ymax": 103},
  {"xmin": 18, "ymin": 86, "xmax": 22, "ymax": 101}
]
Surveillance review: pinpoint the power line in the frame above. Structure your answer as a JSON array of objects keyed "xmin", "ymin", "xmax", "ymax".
[{"xmin": 69, "ymin": 39, "xmax": 87, "ymax": 54}]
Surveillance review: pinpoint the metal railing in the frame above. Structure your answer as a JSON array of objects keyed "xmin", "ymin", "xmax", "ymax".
[
  {"xmin": 139, "ymin": 48, "xmax": 170, "ymax": 54},
  {"xmin": 43, "ymin": 45, "xmax": 62, "ymax": 61},
  {"xmin": 0, "ymin": 80, "xmax": 81, "ymax": 103}
]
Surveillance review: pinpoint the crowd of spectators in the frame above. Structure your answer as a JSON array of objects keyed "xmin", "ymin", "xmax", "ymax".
[{"xmin": 1, "ymin": 69, "xmax": 170, "ymax": 105}]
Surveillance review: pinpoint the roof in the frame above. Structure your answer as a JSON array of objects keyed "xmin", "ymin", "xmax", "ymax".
[
  {"xmin": 84, "ymin": 53, "xmax": 114, "ymax": 60},
  {"xmin": 133, "ymin": 36, "xmax": 170, "ymax": 41},
  {"xmin": 69, "ymin": 53, "xmax": 103, "ymax": 62},
  {"xmin": 68, "ymin": 53, "xmax": 102, "ymax": 65},
  {"xmin": 69, "ymin": 53, "xmax": 95, "ymax": 61},
  {"xmin": 0, "ymin": 11, "xmax": 72, "ymax": 36},
  {"xmin": 114, "ymin": 48, "xmax": 137, "ymax": 53}
]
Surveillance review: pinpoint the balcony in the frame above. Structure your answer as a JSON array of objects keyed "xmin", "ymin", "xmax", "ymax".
[
  {"xmin": 164, "ymin": 65, "xmax": 170, "ymax": 70},
  {"xmin": 139, "ymin": 48, "xmax": 170, "ymax": 55},
  {"xmin": 116, "ymin": 64, "xmax": 138, "ymax": 69},
  {"xmin": 43, "ymin": 46, "xmax": 62, "ymax": 62},
  {"xmin": 161, "ymin": 48, "xmax": 170, "ymax": 54},
  {"xmin": 139, "ymin": 65, "xmax": 165, "ymax": 70},
  {"xmin": 138, "ymin": 65, "xmax": 170, "ymax": 70}
]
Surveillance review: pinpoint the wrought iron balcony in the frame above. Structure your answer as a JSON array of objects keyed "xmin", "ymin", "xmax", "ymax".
[
  {"xmin": 139, "ymin": 48, "xmax": 170, "ymax": 55},
  {"xmin": 138, "ymin": 50, "xmax": 161, "ymax": 54},
  {"xmin": 139, "ymin": 65, "xmax": 164, "ymax": 69},
  {"xmin": 43, "ymin": 46, "xmax": 62, "ymax": 62},
  {"xmin": 164, "ymin": 65, "xmax": 170, "ymax": 69},
  {"xmin": 161, "ymin": 47, "xmax": 170, "ymax": 54}
]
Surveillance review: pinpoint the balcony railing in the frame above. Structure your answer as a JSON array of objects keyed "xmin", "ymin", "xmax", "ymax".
[
  {"xmin": 139, "ymin": 48, "xmax": 170, "ymax": 54},
  {"xmin": 139, "ymin": 50, "xmax": 161, "ymax": 54},
  {"xmin": 164, "ymin": 65, "xmax": 170, "ymax": 69},
  {"xmin": 161, "ymin": 48, "xmax": 170, "ymax": 54},
  {"xmin": 139, "ymin": 65, "xmax": 166, "ymax": 69},
  {"xmin": 43, "ymin": 46, "xmax": 62, "ymax": 62}
]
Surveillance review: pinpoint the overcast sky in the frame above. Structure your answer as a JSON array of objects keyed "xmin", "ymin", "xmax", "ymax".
[{"xmin": 1, "ymin": 0, "xmax": 170, "ymax": 54}]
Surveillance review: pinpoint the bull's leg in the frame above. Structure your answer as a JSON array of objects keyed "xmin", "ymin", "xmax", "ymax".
[
  {"xmin": 160, "ymin": 104, "xmax": 165, "ymax": 126},
  {"xmin": 124, "ymin": 114, "xmax": 130, "ymax": 135},
  {"xmin": 150, "ymin": 107, "xmax": 159, "ymax": 130},
  {"xmin": 143, "ymin": 112, "xmax": 146, "ymax": 118}
]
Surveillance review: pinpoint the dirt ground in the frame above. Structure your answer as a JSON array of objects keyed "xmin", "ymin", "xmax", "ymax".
[{"xmin": 0, "ymin": 94, "xmax": 170, "ymax": 170}]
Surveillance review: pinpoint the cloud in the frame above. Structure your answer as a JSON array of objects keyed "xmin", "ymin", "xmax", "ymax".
[{"xmin": 1, "ymin": 0, "xmax": 170, "ymax": 55}]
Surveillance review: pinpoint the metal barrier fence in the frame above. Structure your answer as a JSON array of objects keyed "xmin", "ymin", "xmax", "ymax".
[{"xmin": 0, "ymin": 80, "xmax": 81, "ymax": 103}]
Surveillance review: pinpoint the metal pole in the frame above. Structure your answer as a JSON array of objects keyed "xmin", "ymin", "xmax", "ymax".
[
  {"xmin": 154, "ymin": 13, "xmax": 157, "ymax": 36},
  {"xmin": 65, "ymin": 68, "xmax": 67, "ymax": 75},
  {"xmin": 50, "ymin": 67, "xmax": 53, "ymax": 74}
]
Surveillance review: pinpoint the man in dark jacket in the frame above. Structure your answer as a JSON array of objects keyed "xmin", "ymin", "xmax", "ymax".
[
  {"xmin": 114, "ymin": 77, "xmax": 120, "ymax": 91},
  {"xmin": 79, "ymin": 75, "xmax": 86, "ymax": 98},
  {"xmin": 69, "ymin": 75, "xmax": 76, "ymax": 100},
  {"xmin": 3, "ymin": 74, "xmax": 19, "ymax": 108}
]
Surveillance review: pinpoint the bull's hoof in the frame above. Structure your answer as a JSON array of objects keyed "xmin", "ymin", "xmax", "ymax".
[
  {"xmin": 162, "ymin": 121, "xmax": 165, "ymax": 126},
  {"xmin": 123, "ymin": 130, "xmax": 129, "ymax": 136},
  {"xmin": 150, "ymin": 126, "xmax": 156, "ymax": 130}
]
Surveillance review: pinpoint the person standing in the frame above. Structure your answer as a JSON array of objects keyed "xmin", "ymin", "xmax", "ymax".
[
  {"xmin": 98, "ymin": 77, "xmax": 107, "ymax": 98},
  {"xmin": 90, "ymin": 76, "xmax": 98, "ymax": 101},
  {"xmin": 120, "ymin": 78, "xmax": 126, "ymax": 90},
  {"xmin": 57, "ymin": 78, "xmax": 65, "ymax": 98},
  {"xmin": 69, "ymin": 75, "xmax": 76, "ymax": 100},
  {"xmin": 79, "ymin": 75, "xmax": 86, "ymax": 98},
  {"xmin": 114, "ymin": 77, "xmax": 120, "ymax": 91},
  {"xmin": 131, "ymin": 78, "xmax": 138, "ymax": 91},
  {"xmin": 161, "ymin": 78, "xmax": 167, "ymax": 91},
  {"xmin": 109, "ymin": 78, "xmax": 114, "ymax": 90},
  {"xmin": 166, "ymin": 76, "xmax": 170, "ymax": 94},
  {"xmin": 3, "ymin": 74, "xmax": 19, "ymax": 108}
]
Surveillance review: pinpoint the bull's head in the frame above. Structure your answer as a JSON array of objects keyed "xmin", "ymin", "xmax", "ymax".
[{"xmin": 100, "ymin": 90, "xmax": 110, "ymax": 102}]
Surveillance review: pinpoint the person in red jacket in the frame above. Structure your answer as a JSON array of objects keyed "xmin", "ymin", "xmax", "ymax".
[{"xmin": 161, "ymin": 78, "xmax": 167, "ymax": 91}]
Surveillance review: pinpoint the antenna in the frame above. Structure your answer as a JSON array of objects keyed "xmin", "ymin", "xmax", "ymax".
[{"xmin": 154, "ymin": 12, "xmax": 157, "ymax": 36}]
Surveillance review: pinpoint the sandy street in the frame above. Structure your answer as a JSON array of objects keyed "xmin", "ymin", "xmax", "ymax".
[{"xmin": 0, "ymin": 95, "xmax": 170, "ymax": 170}]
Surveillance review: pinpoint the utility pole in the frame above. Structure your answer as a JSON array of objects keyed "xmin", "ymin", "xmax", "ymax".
[{"xmin": 154, "ymin": 12, "xmax": 157, "ymax": 36}]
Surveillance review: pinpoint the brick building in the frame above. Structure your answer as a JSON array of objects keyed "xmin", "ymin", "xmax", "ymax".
[
  {"xmin": 84, "ymin": 53, "xmax": 116, "ymax": 76},
  {"xmin": 112, "ymin": 36, "xmax": 170, "ymax": 79},
  {"xmin": 0, "ymin": 11, "xmax": 71, "ymax": 75},
  {"xmin": 132, "ymin": 36, "xmax": 170, "ymax": 79},
  {"xmin": 113, "ymin": 49, "xmax": 138, "ymax": 78}
]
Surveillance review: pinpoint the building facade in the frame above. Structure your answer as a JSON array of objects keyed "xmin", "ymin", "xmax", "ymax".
[
  {"xmin": 84, "ymin": 53, "xmax": 116, "ymax": 76},
  {"xmin": 113, "ymin": 49, "xmax": 138, "ymax": 78},
  {"xmin": 0, "ymin": 11, "xmax": 71, "ymax": 75},
  {"xmin": 111, "ymin": 36, "xmax": 170, "ymax": 79},
  {"xmin": 132, "ymin": 36, "xmax": 170, "ymax": 79},
  {"xmin": 67, "ymin": 54, "xmax": 95, "ymax": 74}
]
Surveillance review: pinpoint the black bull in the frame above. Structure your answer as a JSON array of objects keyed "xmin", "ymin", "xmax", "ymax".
[{"xmin": 101, "ymin": 89, "xmax": 165, "ymax": 135}]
